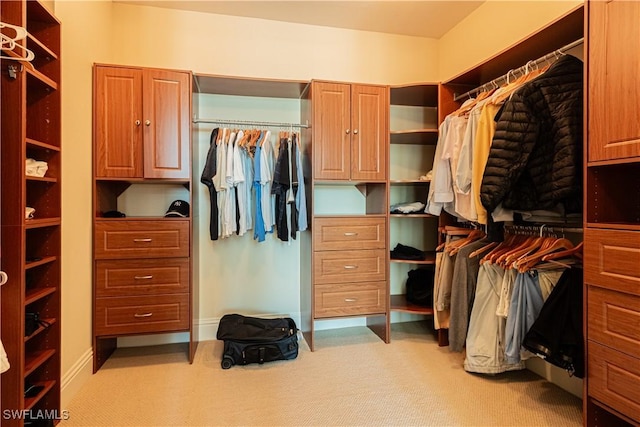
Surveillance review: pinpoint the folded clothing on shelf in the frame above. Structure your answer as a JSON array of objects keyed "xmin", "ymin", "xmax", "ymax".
[
  {"xmin": 25, "ymin": 158, "xmax": 48, "ymax": 177},
  {"xmin": 391, "ymin": 243, "xmax": 426, "ymax": 261},
  {"xmin": 390, "ymin": 201, "xmax": 425, "ymax": 214},
  {"xmin": 25, "ymin": 207, "xmax": 35, "ymax": 219}
]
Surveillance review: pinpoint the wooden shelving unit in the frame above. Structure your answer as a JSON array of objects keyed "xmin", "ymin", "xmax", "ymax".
[
  {"xmin": 1, "ymin": 1, "xmax": 62, "ymax": 424},
  {"xmin": 388, "ymin": 83, "xmax": 439, "ymax": 323}
]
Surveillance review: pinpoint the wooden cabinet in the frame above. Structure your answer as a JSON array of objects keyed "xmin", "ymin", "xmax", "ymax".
[
  {"xmin": 586, "ymin": 1, "xmax": 640, "ymax": 425},
  {"xmin": 1, "ymin": 1, "xmax": 62, "ymax": 423},
  {"xmin": 94, "ymin": 65, "xmax": 191, "ymax": 179},
  {"xmin": 588, "ymin": 0, "xmax": 640, "ymax": 163},
  {"xmin": 310, "ymin": 216, "xmax": 388, "ymax": 334},
  {"xmin": 301, "ymin": 80, "xmax": 389, "ymax": 351},
  {"xmin": 312, "ymin": 81, "xmax": 387, "ymax": 182},
  {"xmin": 92, "ymin": 64, "xmax": 195, "ymax": 372}
]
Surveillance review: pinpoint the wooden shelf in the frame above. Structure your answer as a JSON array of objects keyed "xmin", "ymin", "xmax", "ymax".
[
  {"xmin": 390, "ymin": 84, "xmax": 439, "ymax": 106},
  {"xmin": 193, "ymin": 73, "xmax": 308, "ymax": 98},
  {"xmin": 24, "ymin": 349, "xmax": 56, "ymax": 377},
  {"xmin": 27, "ymin": 33, "xmax": 58, "ymax": 60},
  {"xmin": 26, "ymin": 67, "xmax": 57, "ymax": 91},
  {"xmin": 25, "ymin": 256, "xmax": 57, "ymax": 270},
  {"xmin": 26, "ymin": 175, "xmax": 57, "ymax": 183},
  {"xmin": 24, "ymin": 318, "xmax": 56, "ymax": 343},
  {"xmin": 390, "ymin": 251, "xmax": 437, "ymax": 265},
  {"xmin": 390, "ymin": 213, "xmax": 435, "ymax": 218},
  {"xmin": 25, "ymin": 217, "xmax": 61, "ymax": 229},
  {"xmin": 24, "ymin": 380, "xmax": 57, "ymax": 410},
  {"xmin": 25, "ymin": 287, "xmax": 56, "ymax": 306},
  {"xmin": 390, "ymin": 295, "xmax": 435, "ymax": 315},
  {"xmin": 390, "ymin": 179, "xmax": 431, "ymax": 184},
  {"xmin": 586, "ymin": 223, "xmax": 640, "ymax": 231},
  {"xmin": 390, "ymin": 129, "xmax": 438, "ymax": 145},
  {"xmin": 95, "ymin": 177, "xmax": 191, "ymax": 184},
  {"xmin": 26, "ymin": 138, "xmax": 60, "ymax": 152}
]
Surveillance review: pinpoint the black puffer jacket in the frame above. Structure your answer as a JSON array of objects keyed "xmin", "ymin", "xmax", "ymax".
[{"xmin": 480, "ymin": 55, "xmax": 583, "ymax": 214}]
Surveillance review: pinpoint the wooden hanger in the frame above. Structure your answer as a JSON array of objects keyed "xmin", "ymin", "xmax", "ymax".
[
  {"xmin": 447, "ymin": 229, "xmax": 485, "ymax": 256},
  {"xmin": 468, "ymin": 241, "xmax": 498, "ymax": 259},
  {"xmin": 541, "ymin": 241, "xmax": 583, "ymax": 262},
  {"xmin": 515, "ymin": 238, "xmax": 574, "ymax": 272}
]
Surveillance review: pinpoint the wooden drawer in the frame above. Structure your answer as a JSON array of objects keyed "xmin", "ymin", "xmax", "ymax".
[
  {"xmin": 95, "ymin": 294, "xmax": 189, "ymax": 336},
  {"xmin": 314, "ymin": 282, "xmax": 387, "ymax": 318},
  {"xmin": 313, "ymin": 217, "xmax": 386, "ymax": 251},
  {"xmin": 588, "ymin": 341, "xmax": 640, "ymax": 423},
  {"xmin": 585, "ymin": 228, "xmax": 640, "ymax": 296},
  {"xmin": 314, "ymin": 249, "xmax": 386, "ymax": 285},
  {"xmin": 588, "ymin": 286, "xmax": 640, "ymax": 358},
  {"xmin": 95, "ymin": 220, "xmax": 189, "ymax": 259},
  {"xmin": 95, "ymin": 258, "xmax": 189, "ymax": 297}
]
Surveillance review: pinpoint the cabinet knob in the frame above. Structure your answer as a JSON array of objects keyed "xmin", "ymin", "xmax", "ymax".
[
  {"xmin": 145, "ymin": 120, "xmax": 151, "ymax": 126},
  {"xmin": 0, "ymin": 271, "xmax": 7, "ymax": 286},
  {"xmin": 345, "ymin": 129, "xmax": 350, "ymax": 134},
  {"xmin": 134, "ymin": 275, "xmax": 153, "ymax": 280},
  {"xmin": 135, "ymin": 120, "xmax": 141, "ymax": 126},
  {"xmin": 344, "ymin": 265, "xmax": 358, "ymax": 270},
  {"xmin": 353, "ymin": 129, "xmax": 359, "ymax": 135}
]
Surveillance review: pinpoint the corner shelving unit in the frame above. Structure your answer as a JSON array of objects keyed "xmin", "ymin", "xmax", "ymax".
[{"xmin": 388, "ymin": 83, "xmax": 439, "ymax": 320}]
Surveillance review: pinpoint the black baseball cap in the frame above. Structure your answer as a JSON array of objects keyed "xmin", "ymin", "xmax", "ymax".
[{"xmin": 165, "ymin": 200, "xmax": 189, "ymax": 217}]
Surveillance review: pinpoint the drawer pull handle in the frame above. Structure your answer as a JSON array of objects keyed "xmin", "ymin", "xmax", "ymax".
[
  {"xmin": 134, "ymin": 275, "xmax": 153, "ymax": 280},
  {"xmin": 134, "ymin": 312, "xmax": 153, "ymax": 318},
  {"xmin": 344, "ymin": 298, "xmax": 357, "ymax": 302},
  {"xmin": 344, "ymin": 232, "xmax": 358, "ymax": 236},
  {"xmin": 344, "ymin": 265, "xmax": 358, "ymax": 270},
  {"xmin": 133, "ymin": 238, "xmax": 152, "ymax": 243}
]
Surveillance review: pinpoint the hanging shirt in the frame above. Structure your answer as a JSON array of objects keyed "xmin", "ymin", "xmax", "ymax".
[
  {"xmin": 200, "ymin": 128, "xmax": 219, "ymax": 240},
  {"xmin": 253, "ymin": 144, "xmax": 266, "ymax": 242},
  {"xmin": 260, "ymin": 132, "xmax": 275, "ymax": 232},
  {"xmin": 272, "ymin": 137, "xmax": 290, "ymax": 241},
  {"xmin": 224, "ymin": 132, "xmax": 238, "ymax": 237},
  {"xmin": 295, "ymin": 135, "xmax": 308, "ymax": 232},
  {"xmin": 233, "ymin": 131, "xmax": 248, "ymax": 236},
  {"xmin": 214, "ymin": 129, "xmax": 228, "ymax": 238}
]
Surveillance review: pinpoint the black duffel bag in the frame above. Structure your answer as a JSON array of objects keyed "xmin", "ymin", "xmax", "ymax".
[{"xmin": 216, "ymin": 314, "xmax": 298, "ymax": 369}]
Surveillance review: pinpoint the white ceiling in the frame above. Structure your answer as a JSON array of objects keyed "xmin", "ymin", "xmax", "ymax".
[{"xmin": 115, "ymin": 1, "xmax": 485, "ymax": 39}]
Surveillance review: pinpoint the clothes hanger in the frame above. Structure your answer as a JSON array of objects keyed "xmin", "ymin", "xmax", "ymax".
[
  {"xmin": 541, "ymin": 241, "xmax": 583, "ymax": 262},
  {"xmin": 516, "ymin": 237, "xmax": 573, "ymax": 266},
  {"xmin": 447, "ymin": 229, "xmax": 485, "ymax": 256}
]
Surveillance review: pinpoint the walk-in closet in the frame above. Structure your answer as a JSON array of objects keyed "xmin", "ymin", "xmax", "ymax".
[{"xmin": 2, "ymin": 1, "xmax": 639, "ymax": 426}]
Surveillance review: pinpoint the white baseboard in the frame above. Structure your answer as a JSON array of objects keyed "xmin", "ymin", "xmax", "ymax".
[{"xmin": 61, "ymin": 347, "xmax": 93, "ymax": 409}]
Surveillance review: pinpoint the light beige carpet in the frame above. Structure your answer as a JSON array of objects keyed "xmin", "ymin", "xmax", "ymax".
[{"xmin": 61, "ymin": 322, "xmax": 582, "ymax": 426}]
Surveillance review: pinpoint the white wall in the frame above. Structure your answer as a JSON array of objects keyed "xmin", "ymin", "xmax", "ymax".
[
  {"xmin": 437, "ymin": 0, "xmax": 582, "ymax": 81},
  {"xmin": 54, "ymin": 0, "xmax": 583, "ymax": 406}
]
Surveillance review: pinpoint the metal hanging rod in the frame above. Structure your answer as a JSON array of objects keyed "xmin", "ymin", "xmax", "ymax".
[
  {"xmin": 453, "ymin": 37, "xmax": 584, "ymax": 102},
  {"xmin": 504, "ymin": 224, "xmax": 583, "ymax": 236},
  {"xmin": 193, "ymin": 117, "xmax": 309, "ymax": 129}
]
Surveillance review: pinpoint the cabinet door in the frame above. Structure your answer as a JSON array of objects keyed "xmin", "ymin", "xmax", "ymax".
[
  {"xmin": 142, "ymin": 69, "xmax": 191, "ymax": 179},
  {"xmin": 94, "ymin": 66, "xmax": 143, "ymax": 178},
  {"xmin": 589, "ymin": 0, "xmax": 640, "ymax": 162},
  {"xmin": 313, "ymin": 82, "xmax": 351, "ymax": 180},
  {"xmin": 351, "ymin": 84, "xmax": 387, "ymax": 181}
]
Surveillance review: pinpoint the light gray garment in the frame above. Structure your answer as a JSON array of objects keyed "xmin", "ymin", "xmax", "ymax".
[
  {"xmin": 464, "ymin": 263, "xmax": 525, "ymax": 374},
  {"xmin": 448, "ymin": 239, "xmax": 489, "ymax": 352}
]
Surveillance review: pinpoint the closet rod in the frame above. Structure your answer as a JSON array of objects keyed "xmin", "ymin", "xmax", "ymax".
[
  {"xmin": 453, "ymin": 37, "xmax": 584, "ymax": 102},
  {"xmin": 504, "ymin": 224, "xmax": 583, "ymax": 236},
  {"xmin": 193, "ymin": 118, "xmax": 309, "ymax": 129}
]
